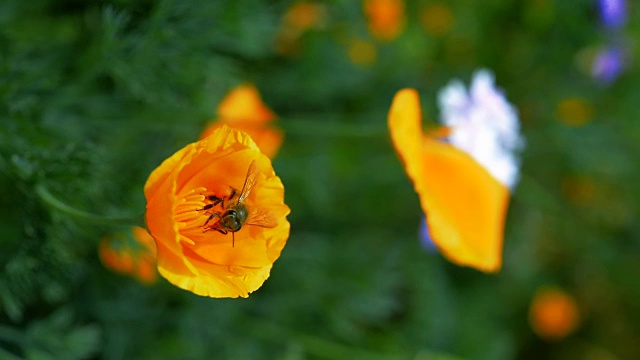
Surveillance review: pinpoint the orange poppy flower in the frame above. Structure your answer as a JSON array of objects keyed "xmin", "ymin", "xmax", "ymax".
[
  {"xmin": 200, "ymin": 84, "xmax": 283, "ymax": 159},
  {"xmin": 146, "ymin": 125, "xmax": 290, "ymax": 298},
  {"xmin": 363, "ymin": 0, "xmax": 406, "ymax": 42},
  {"xmin": 99, "ymin": 226, "xmax": 158, "ymax": 284},
  {"xmin": 529, "ymin": 287, "xmax": 580, "ymax": 341},
  {"xmin": 388, "ymin": 82, "xmax": 520, "ymax": 272}
]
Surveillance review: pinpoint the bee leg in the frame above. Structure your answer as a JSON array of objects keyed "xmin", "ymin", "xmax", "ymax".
[
  {"xmin": 228, "ymin": 188, "xmax": 238, "ymax": 202},
  {"xmin": 197, "ymin": 195, "xmax": 224, "ymax": 212},
  {"xmin": 207, "ymin": 195, "xmax": 224, "ymax": 206},
  {"xmin": 203, "ymin": 225, "xmax": 228, "ymax": 235},
  {"xmin": 204, "ymin": 212, "xmax": 221, "ymax": 227},
  {"xmin": 198, "ymin": 204, "xmax": 214, "ymax": 211}
]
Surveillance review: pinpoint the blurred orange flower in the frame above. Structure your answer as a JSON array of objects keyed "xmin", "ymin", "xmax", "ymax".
[
  {"xmin": 99, "ymin": 226, "xmax": 158, "ymax": 284},
  {"xmin": 201, "ymin": 84, "xmax": 283, "ymax": 159},
  {"xmin": 388, "ymin": 87, "xmax": 515, "ymax": 272},
  {"xmin": 529, "ymin": 287, "xmax": 580, "ymax": 341},
  {"xmin": 363, "ymin": 0, "xmax": 405, "ymax": 42},
  {"xmin": 146, "ymin": 125, "xmax": 290, "ymax": 298}
]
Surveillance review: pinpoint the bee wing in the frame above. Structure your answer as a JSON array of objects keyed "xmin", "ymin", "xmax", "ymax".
[
  {"xmin": 246, "ymin": 207, "xmax": 278, "ymax": 228},
  {"xmin": 238, "ymin": 160, "xmax": 259, "ymax": 204}
]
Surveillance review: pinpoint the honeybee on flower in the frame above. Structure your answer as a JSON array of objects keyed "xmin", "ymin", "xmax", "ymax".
[
  {"xmin": 200, "ymin": 160, "xmax": 278, "ymax": 247},
  {"xmin": 389, "ymin": 69, "xmax": 523, "ymax": 272}
]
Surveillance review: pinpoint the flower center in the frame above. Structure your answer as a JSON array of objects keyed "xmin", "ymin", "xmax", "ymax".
[{"xmin": 175, "ymin": 187, "xmax": 226, "ymax": 245}]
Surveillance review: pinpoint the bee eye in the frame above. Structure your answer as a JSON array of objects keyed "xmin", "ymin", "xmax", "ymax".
[{"xmin": 226, "ymin": 210, "xmax": 237, "ymax": 216}]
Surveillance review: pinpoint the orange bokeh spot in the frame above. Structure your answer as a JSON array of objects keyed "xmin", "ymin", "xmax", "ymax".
[
  {"xmin": 275, "ymin": 1, "xmax": 327, "ymax": 55},
  {"xmin": 420, "ymin": 3, "xmax": 454, "ymax": 36},
  {"xmin": 146, "ymin": 125, "xmax": 290, "ymax": 298},
  {"xmin": 562, "ymin": 175, "xmax": 597, "ymax": 206},
  {"xmin": 201, "ymin": 84, "xmax": 283, "ymax": 159},
  {"xmin": 529, "ymin": 287, "xmax": 580, "ymax": 341},
  {"xmin": 347, "ymin": 38, "xmax": 377, "ymax": 67},
  {"xmin": 283, "ymin": 1, "xmax": 326, "ymax": 31},
  {"xmin": 388, "ymin": 89, "xmax": 509, "ymax": 272},
  {"xmin": 363, "ymin": 0, "xmax": 406, "ymax": 42},
  {"xmin": 555, "ymin": 97, "xmax": 593, "ymax": 127}
]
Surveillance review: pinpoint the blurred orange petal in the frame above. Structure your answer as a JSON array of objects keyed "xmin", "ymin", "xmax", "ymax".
[
  {"xmin": 530, "ymin": 287, "xmax": 580, "ymax": 341},
  {"xmin": 217, "ymin": 84, "xmax": 275, "ymax": 125},
  {"xmin": 146, "ymin": 125, "xmax": 290, "ymax": 298},
  {"xmin": 388, "ymin": 89, "xmax": 508, "ymax": 272},
  {"xmin": 201, "ymin": 84, "xmax": 283, "ymax": 159},
  {"xmin": 99, "ymin": 226, "xmax": 158, "ymax": 284}
]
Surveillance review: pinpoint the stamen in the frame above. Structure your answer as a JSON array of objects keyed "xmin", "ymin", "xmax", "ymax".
[
  {"xmin": 179, "ymin": 235, "xmax": 195, "ymax": 246},
  {"xmin": 174, "ymin": 187, "xmax": 218, "ymax": 245}
]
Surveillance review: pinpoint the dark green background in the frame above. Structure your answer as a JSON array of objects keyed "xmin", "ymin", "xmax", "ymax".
[{"xmin": 1, "ymin": 0, "xmax": 639, "ymax": 359}]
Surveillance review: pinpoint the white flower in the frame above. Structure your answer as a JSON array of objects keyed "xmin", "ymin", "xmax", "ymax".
[{"xmin": 437, "ymin": 69, "xmax": 524, "ymax": 189}]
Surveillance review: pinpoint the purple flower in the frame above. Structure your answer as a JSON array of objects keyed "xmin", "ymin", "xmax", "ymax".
[
  {"xmin": 598, "ymin": 0, "xmax": 627, "ymax": 29},
  {"xmin": 591, "ymin": 46, "xmax": 624, "ymax": 84}
]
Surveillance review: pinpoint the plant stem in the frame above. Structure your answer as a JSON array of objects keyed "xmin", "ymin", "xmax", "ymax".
[{"xmin": 35, "ymin": 184, "xmax": 145, "ymax": 227}]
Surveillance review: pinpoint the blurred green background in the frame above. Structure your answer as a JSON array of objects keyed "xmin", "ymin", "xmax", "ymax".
[{"xmin": 1, "ymin": 0, "xmax": 639, "ymax": 359}]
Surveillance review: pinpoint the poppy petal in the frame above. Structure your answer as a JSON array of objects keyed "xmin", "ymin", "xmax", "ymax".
[
  {"xmin": 420, "ymin": 136, "xmax": 508, "ymax": 272},
  {"xmin": 389, "ymin": 88, "xmax": 508, "ymax": 272}
]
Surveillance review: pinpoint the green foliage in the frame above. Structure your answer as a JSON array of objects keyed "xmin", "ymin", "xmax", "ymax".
[{"xmin": 1, "ymin": 0, "xmax": 640, "ymax": 359}]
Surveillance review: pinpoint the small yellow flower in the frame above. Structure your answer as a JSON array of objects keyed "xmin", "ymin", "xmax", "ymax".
[
  {"xmin": 363, "ymin": 0, "xmax": 405, "ymax": 42},
  {"xmin": 146, "ymin": 125, "xmax": 290, "ymax": 298},
  {"xmin": 99, "ymin": 226, "xmax": 158, "ymax": 284},
  {"xmin": 201, "ymin": 84, "xmax": 283, "ymax": 159},
  {"xmin": 529, "ymin": 287, "xmax": 580, "ymax": 341}
]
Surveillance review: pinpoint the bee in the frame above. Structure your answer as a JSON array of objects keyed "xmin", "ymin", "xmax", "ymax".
[{"xmin": 201, "ymin": 160, "xmax": 277, "ymax": 246}]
